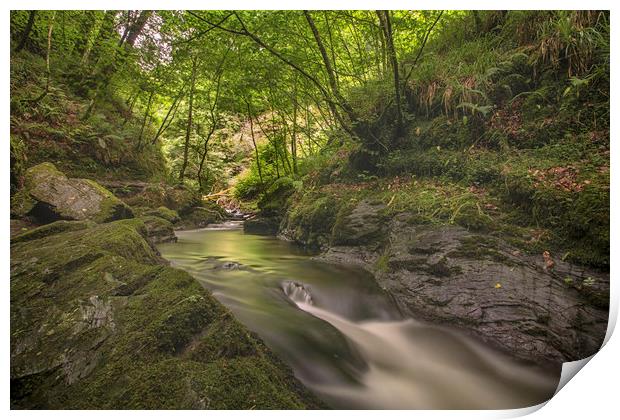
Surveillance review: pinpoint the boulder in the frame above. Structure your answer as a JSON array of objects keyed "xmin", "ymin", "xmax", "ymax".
[
  {"xmin": 139, "ymin": 215, "xmax": 177, "ymax": 244},
  {"xmin": 244, "ymin": 217, "xmax": 280, "ymax": 235},
  {"xmin": 10, "ymin": 219, "xmax": 323, "ymax": 409},
  {"xmin": 101, "ymin": 181, "xmax": 201, "ymax": 215},
  {"xmin": 176, "ymin": 206, "xmax": 223, "ymax": 230},
  {"xmin": 11, "ymin": 163, "xmax": 133, "ymax": 224},
  {"xmin": 320, "ymin": 211, "xmax": 609, "ymax": 364},
  {"xmin": 143, "ymin": 206, "xmax": 180, "ymax": 224}
]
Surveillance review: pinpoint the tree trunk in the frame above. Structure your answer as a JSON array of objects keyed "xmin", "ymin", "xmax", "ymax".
[
  {"xmin": 198, "ymin": 50, "xmax": 227, "ymax": 189},
  {"xmin": 122, "ymin": 90, "xmax": 140, "ymax": 126},
  {"xmin": 125, "ymin": 10, "xmax": 153, "ymax": 48},
  {"xmin": 377, "ymin": 10, "xmax": 403, "ymax": 132},
  {"xmin": 136, "ymin": 90, "xmax": 154, "ymax": 150},
  {"xmin": 31, "ymin": 12, "xmax": 55, "ymax": 104},
  {"xmin": 190, "ymin": 11, "xmax": 356, "ymax": 137},
  {"xmin": 15, "ymin": 10, "xmax": 36, "ymax": 53},
  {"xmin": 80, "ymin": 11, "xmax": 105, "ymax": 65},
  {"xmin": 179, "ymin": 55, "xmax": 198, "ymax": 183},
  {"xmin": 152, "ymin": 81, "xmax": 186, "ymax": 144},
  {"xmin": 291, "ymin": 79, "xmax": 299, "ymax": 174},
  {"xmin": 246, "ymin": 100, "xmax": 263, "ymax": 184},
  {"xmin": 303, "ymin": 11, "xmax": 355, "ymax": 120}
]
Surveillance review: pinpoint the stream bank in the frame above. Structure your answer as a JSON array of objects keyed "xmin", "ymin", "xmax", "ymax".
[
  {"xmin": 10, "ymin": 163, "xmax": 323, "ymax": 409},
  {"xmin": 248, "ymin": 183, "xmax": 609, "ymax": 365}
]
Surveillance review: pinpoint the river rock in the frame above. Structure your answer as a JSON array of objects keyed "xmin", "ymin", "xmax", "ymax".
[
  {"xmin": 244, "ymin": 216, "xmax": 280, "ymax": 235},
  {"xmin": 176, "ymin": 206, "xmax": 224, "ymax": 229},
  {"xmin": 101, "ymin": 180, "xmax": 202, "ymax": 215},
  {"xmin": 139, "ymin": 215, "xmax": 177, "ymax": 244},
  {"xmin": 321, "ymin": 212, "xmax": 609, "ymax": 363},
  {"xmin": 10, "ymin": 218, "xmax": 323, "ymax": 409},
  {"xmin": 11, "ymin": 163, "xmax": 133, "ymax": 224},
  {"xmin": 143, "ymin": 206, "xmax": 180, "ymax": 224}
]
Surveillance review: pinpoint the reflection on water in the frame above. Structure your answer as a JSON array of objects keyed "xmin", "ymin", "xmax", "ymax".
[{"xmin": 157, "ymin": 223, "xmax": 561, "ymax": 409}]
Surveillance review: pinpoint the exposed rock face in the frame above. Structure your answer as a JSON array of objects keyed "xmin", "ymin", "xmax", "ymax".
[
  {"xmin": 101, "ymin": 180, "xmax": 201, "ymax": 215},
  {"xmin": 176, "ymin": 206, "xmax": 224, "ymax": 230},
  {"xmin": 11, "ymin": 163, "xmax": 133, "ymax": 224},
  {"xmin": 139, "ymin": 215, "xmax": 177, "ymax": 244},
  {"xmin": 10, "ymin": 219, "xmax": 322, "ymax": 409},
  {"xmin": 289, "ymin": 200, "xmax": 609, "ymax": 364},
  {"xmin": 143, "ymin": 206, "xmax": 180, "ymax": 224},
  {"xmin": 244, "ymin": 216, "xmax": 280, "ymax": 235},
  {"xmin": 100, "ymin": 180, "xmax": 228, "ymax": 230}
]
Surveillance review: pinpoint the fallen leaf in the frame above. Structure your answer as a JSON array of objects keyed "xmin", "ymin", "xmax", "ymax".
[{"xmin": 543, "ymin": 251, "xmax": 555, "ymax": 271}]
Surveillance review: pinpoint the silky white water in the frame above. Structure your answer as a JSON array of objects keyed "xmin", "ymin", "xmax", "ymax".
[{"xmin": 158, "ymin": 224, "xmax": 561, "ymax": 409}]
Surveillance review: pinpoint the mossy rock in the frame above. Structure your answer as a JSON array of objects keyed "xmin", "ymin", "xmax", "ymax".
[
  {"xmin": 11, "ymin": 162, "xmax": 133, "ymax": 224},
  {"xmin": 258, "ymin": 177, "xmax": 296, "ymax": 217},
  {"xmin": 285, "ymin": 194, "xmax": 342, "ymax": 249},
  {"xmin": 121, "ymin": 183, "xmax": 202, "ymax": 216},
  {"xmin": 138, "ymin": 215, "xmax": 177, "ymax": 244},
  {"xmin": 330, "ymin": 199, "xmax": 386, "ymax": 247},
  {"xmin": 177, "ymin": 206, "xmax": 223, "ymax": 230},
  {"xmin": 10, "ymin": 218, "xmax": 322, "ymax": 409},
  {"xmin": 11, "ymin": 220, "xmax": 95, "ymax": 244},
  {"xmin": 244, "ymin": 217, "xmax": 280, "ymax": 235},
  {"xmin": 144, "ymin": 206, "xmax": 180, "ymax": 224}
]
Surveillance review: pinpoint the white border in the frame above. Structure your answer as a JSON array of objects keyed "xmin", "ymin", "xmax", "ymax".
[{"xmin": 3, "ymin": 1, "xmax": 618, "ymax": 419}]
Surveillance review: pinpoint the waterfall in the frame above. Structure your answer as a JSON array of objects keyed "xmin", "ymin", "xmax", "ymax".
[{"xmin": 282, "ymin": 281, "xmax": 314, "ymax": 306}]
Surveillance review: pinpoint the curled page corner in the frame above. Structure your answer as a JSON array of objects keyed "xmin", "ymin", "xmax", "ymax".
[
  {"xmin": 554, "ymin": 355, "xmax": 595, "ymax": 396},
  {"xmin": 552, "ymin": 288, "xmax": 617, "ymax": 396}
]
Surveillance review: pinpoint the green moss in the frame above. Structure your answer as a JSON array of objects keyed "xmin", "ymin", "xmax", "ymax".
[
  {"xmin": 83, "ymin": 179, "xmax": 134, "ymax": 223},
  {"xmin": 448, "ymin": 235, "xmax": 514, "ymax": 265},
  {"xmin": 11, "ymin": 220, "xmax": 95, "ymax": 243},
  {"xmin": 179, "ymin": 206, "xmax": 223, "ymax": 229},
  {"xmin": 11, "ymin": 218, "xmax": 322, "ymax": 409},
  {"xmin": 258, "ymin": 177, "xmax": 296, "ymax": 217},
  {"xmin": 149, "ymin": 294, "xmax": 215, "ymax": 354},
  {"xmin": 375, "ymin": 253, "xmax": 390, "ymax": 272},
  {"xmin": 285, "ymin": 193, "xmax": 342, "ymax": 248},
  {"xmin": 188, "ymin": 313, "xmax": 258, "ymax": 362},
  {"xmin": 144, "ymin": 206, "xmax": 180, "ymax": 224}
]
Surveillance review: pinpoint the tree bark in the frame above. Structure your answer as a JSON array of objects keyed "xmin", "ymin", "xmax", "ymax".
[
  {"xmin": 124, "ymin": 10, "xmax": 152, "ymax": 47},
  {"xmin": 377, "ymin": 10, "xmax": 403, "ymax": 131},
  {"xmin": 136, "ymin": 90, "xmax": 154, "ymax": 150},
  {"xmin": 245, "ymin": 100, "xmax": 263, "ymax": 184},
  {"xmin": 197, "ymin": 49, "xmax": 228, "ymax": 189},
  {"xmin": 152, "ymin": 81, "xmax": 186, "ymax": 144},
  {"xmin": 179, "ymin": 55, "xmax": 198, "ymax": 183},
  {"xmin": 15, "ymin": 10, "xmax": 36, "ymax": 53},
  {"xmin": 31, "ymin": 12, "xmax": 55, "ymax": 104}
]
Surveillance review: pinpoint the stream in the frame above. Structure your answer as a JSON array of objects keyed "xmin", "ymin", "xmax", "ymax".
[{"xmin": 157, "ymin": 222, "xmax": 562, "ymax": 409}]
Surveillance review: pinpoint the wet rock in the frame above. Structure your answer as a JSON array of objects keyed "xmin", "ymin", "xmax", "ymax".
[
  {"xmin": 140, "ymin": 206, "xmax": 181, "ymax": 224},
  {"xmin": 176, "ymin": 206, "xmax": 224, "ymax": 230},
  {"xmin": 218, "ymin": 262, "xmax": 242, "ymax": 270},
  {"xmin": 11, "ymin": 163, "xmax": 133, "ymax": 224},
  {"xmin": 320, "ymin": 215, "xmax": 609, "ymax": 363},
  {"xmin": 139, "ymin": 215, "xmax": 177, "ymax": 244},
  {"xmin": 101, "ymin": 181, "xmax": 202, "ymax": 216},
  {"xmin": 331, "ymin": 199, "xmax": 386, "ymax": 247},
  {"xmin": 244, "ymin": 216, "xmax": 280, "ymax": 235},
  {"xmin": 10, "ymin": 218, "xmax": 322, "ymax": 409}
]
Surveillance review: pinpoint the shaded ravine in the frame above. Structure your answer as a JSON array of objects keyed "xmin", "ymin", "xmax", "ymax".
[{"xmin": 157, "ymin": 223, "xmax": 561, "ymax": 409}]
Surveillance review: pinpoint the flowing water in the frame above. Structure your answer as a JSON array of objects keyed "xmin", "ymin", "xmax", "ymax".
[{"xmin": 157, "ymin": 222, "xmax": 562, "ymax": 409}]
